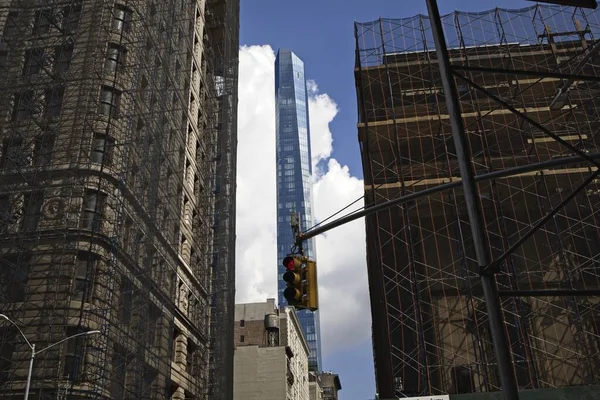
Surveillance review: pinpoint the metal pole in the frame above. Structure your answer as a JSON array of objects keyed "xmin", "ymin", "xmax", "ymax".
[
  {"xmin": 299, "ymin": 152, "xmax": 600, "ymax": 241},
  {"xmin": 0, "ymin": 314, "xmax": 100, "ymax": 400},
  {"xmin": 424, "ymin": 1, "xmax": 520, "ymax": 399},
  {"xmin": 23, "ymin": 343, "xmax": 34, "ymax": 400},
  {"xmin": 499, "ymin": 289, "xmax": 600, "ymax": 297}
]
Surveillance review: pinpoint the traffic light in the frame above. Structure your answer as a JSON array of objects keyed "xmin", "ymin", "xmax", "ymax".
[
  {"xmin": 282, "ymin": 255, "xmax": 305, "ymax": 307},
  {"xmin": 281, "ymin": 254, "xmax": 319, "ymax": 311}
]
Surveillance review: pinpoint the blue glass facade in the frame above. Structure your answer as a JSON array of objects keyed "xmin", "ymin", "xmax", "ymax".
[{"xmin": 275, "ymin": 49, "xmax": 322, "ymax": 371}]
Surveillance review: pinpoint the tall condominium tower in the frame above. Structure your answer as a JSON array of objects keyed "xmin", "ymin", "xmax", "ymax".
[
  {"xmin": 274, "ymin": 48, "xmax": 322, "ymax": 371},
  {"xmin": 355, "ymin": 4, "xmax": 600, "ymax": 399},
  {"xmin": 0, "ymin": 0, "xmax": 238, "ymax": 399}
]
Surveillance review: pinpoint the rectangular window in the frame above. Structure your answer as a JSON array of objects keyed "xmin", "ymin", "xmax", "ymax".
[
  {"xmin": 148, "ymin": 304, "xmax": 160, "ymax": 347},
  {"xmin": 240, "ymin": 319, "xmax": 245, "ymax": 327},
  {"xmin": 122, "ymin": 217, "xmax": 133, "ymax": 252},
  {"xmin": 134, "ymin": 231, "xmax": 145, "ymax": 264},
  {"xmin": 33, "ymin": 133, "xmax": 55, "ymax": 166},
  {"xmin": 44, "ymin": 87, "xmax": 64, "ymax": 118},
  {"xmin": 112, "ymin": 5, "xmax": 132, "ymax": 33},
  {"xmin": 171, "ymin": 328, "xmax": 180, "ymax": 361},
  {"xmin": 81, "ymin": 190, "xmax": 106, "ymax": 230},
  {"xmin": 91, "ymin": 134, "xmax": 114, "ymax": 166},
  {"xmin": 118, "ymin": 277, "xmax": 133, "ymax": 324},
  {"xmin": 33, "ymin": 9, "xmax": 53, "ymax": 35},
  {"xmin": 12, "ymin": 90, "xmax": 35, "ymax": 121},
  {"xmin": 23, "ymin": 48, "xmax": 45, "ymax": 75},
  {"xmin": 240, "ymin": 335, "xmax": 244, "ymax": 343},
  {"xmin": 0, "ymin": 328, "xmax": 16, "ymax": 383},
  {"xmin": 22, "ymin": 191, "xmax": 43, "ymax": 232},
  {"xmin": 104, "ymin": 43, "xmax": 127, "ymax": 73},
  {"xmin": 0, "ymin": 253, "xmax": 30, "ymax": 303},
  {"xmin": 0, "ymin": 51, "xmax": 7, "ymax": 72},
  {"xmin": 1, "ymin": 138, "xmax": 29, "ymax": 170},
  {"xmin": 54, "ymin": 44, "xmax": 73, "ymax": 73},
  {"xmin": 62, "ymin": 4, "xmax": 82, "ymax": 33},
  {"xmin": 451, "ymin": 366, "xmax": 475, "ymax": 394},
  {"xmin": 73, "ymin": 252, "xmax": 95, "ymax": 302},
  {"xmin": 142, "ymin": 365, "xmax": 158, "ymax": 396},
  {"xmin": 99, "ymin": 86, "xmax": 121, "ymax": 118},
  {"xmin": 0, "ymin": 195, "xmax": 12, "ymax": 232},
  {"xmin": 111, "ymin": 346, "xmax": 127, "ymax": 398},
  {"xmin": 63, "ymin": 326, "xmax": 85, "ymax": 382},
  {"xmin": 4, "ymin": 12, "xmax": 19, "ymax": 38},
  {"xmin": 186, "ymin": 340, "xmax": 196, "ymax": 374}
]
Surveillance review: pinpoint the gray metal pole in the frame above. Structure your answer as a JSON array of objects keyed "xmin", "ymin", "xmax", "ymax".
[
  {"xmin": 424, "ymin": 1, "xmax": 520, "ymax": 399},
  {"xmin": 298, "ymin": 152, "xmax": 600, "ymax": 241},
  {"xmin": 23, "ymin": 343, "xmax": 34, "ymax": 400}
]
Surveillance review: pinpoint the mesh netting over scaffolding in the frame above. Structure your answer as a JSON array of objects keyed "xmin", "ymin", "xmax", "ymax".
[
  {"xmin": 355, "ymin": 4, "xmax": 600, "ymax": 398},
  {"xmin": 0, "ymin": 0, "xmax": 238, "ymax": 399}
]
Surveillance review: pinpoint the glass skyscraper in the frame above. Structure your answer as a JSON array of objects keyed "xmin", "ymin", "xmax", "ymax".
[{"xmin": 275, "ymin": 48, "xmax": 322, "ymax": 371}]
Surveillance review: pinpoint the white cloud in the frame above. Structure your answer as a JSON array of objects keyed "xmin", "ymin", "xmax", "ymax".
[
  {"xmin": 236, "ymin": 44, "xmax": 371, "ymax": 357},
  {"xmin": 235, "ymin": 45, "xmax": 278, "ymax": 303},
  {"xmin": 313, "ymin": 160, "xmax": 370, "ymax": 355},
  {"xmin": 307, "ymin": 84, "xmax": 336, "ymax": 178}
]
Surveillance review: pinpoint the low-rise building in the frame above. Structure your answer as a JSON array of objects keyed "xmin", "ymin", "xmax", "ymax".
[
  {"xmin": 233, "ymin": 299, "xmax": 310, "ymax": 400},
  {"xmin": 309, "ymin": 372, "xmax": 324, "ymax": 400},
  {"xmin": 317, "ymin": 371, "xmax": 342, "ymax": 400}
]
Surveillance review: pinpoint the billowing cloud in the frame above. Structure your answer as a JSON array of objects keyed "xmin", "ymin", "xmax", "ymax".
[
  {"xmin": 306, "ymin": 80, "xmax": 336, "ymax": 177},
  {"xmin": 313, "ymin": 160, "xmax": 370, "ymax": 355},
  {"xmin": 235, "ymin": 45, "xmax": 278, "ymax": 303},
  {"xmin": 236, "ymin": 44, "xmax": 371, "ymax": 357}
]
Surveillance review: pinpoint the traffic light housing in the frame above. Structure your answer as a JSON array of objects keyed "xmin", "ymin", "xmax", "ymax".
[
  {"xmin": 281, "ymin": 254, "xmax": 319, "ymax": 311},
  {"xmin": 305, "ymin": 259, "xmax": 319, "ymax": 311},
  {"xmin": 282, "ymin": 255, "xmax": 305, "ymax": 308}
]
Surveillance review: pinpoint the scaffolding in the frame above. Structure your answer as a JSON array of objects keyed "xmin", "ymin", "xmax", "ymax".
[
  {"xmin": 205, "ymin": 0, "xmax": 239, "ymax": 398},
  {"xmin": 0, "ymin": 0, "xmax": 238, "ymax": 399},
  {"xmin": 355, "ymin": 3, "xmax": 600, "ymax": 399}
]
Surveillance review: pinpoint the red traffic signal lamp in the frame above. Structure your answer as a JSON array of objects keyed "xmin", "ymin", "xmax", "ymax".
[
  {"xmin": 281, "ymin": 254, "xmax": 319, "ymax": 311},
  {"xmin": 283, "ymin": 255, "xmax": 302, "ymax": 271}
]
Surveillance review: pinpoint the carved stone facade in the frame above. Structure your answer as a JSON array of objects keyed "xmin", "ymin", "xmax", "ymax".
[{"xmin": 0, "ymin": 0, "xmax": 238, "ymax": 398}]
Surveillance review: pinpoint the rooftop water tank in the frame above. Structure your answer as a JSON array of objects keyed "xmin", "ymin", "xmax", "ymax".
[{"xmin": 264, "ymin": 313, "xmax": 279, "ymax": 331}]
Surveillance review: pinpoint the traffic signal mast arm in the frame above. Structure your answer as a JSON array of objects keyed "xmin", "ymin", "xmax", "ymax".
[
  {"xmin": 525, "ymin": 0, "xmax": 596, "ymax": 8},
  {"xmin": 293, "ymin": 151, "xmax": 600, "ymax": 247}
]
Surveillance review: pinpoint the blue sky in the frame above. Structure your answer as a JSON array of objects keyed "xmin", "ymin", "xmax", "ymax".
[
  {"xmin": 241, "ymin": 0, "xmax": 532, "ymax": 180},
  {"xmin": 238, "ymin": 1, "xmax": 534, "ymax": 399}
]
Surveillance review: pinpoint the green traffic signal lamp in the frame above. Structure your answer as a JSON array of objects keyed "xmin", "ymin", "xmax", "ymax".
[
  {"xmin": 283, "ymin": 259, "xmax": 304, "ymax": 306},
  {"xmin": 283, "ymin": 270, "xmax": 303, "ymax": 303}
]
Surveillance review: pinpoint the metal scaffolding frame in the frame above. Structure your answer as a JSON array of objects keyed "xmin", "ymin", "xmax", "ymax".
[
  {"xmin": 0, "ymin": 0, "xmax": 238, "ymax": 399},
  {"xmin": 206, "ymin": 0, "xmax": 239, "ymax": 398},
  {"xmin": 349, "ymin": 2, "xmax": 600, "ymax": 399}
]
